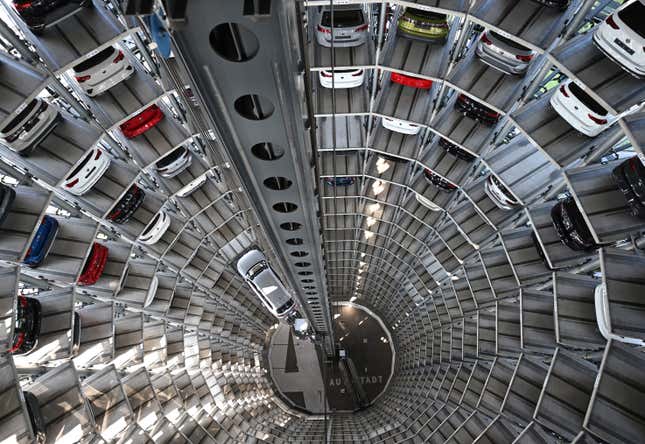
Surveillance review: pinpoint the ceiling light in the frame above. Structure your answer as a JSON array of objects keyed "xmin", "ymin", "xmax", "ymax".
[
  {"xmin": 349, "ymin": 296, "xmax": 357, "ymax": 302},
  {"xmin": 359, "ymin": 261, "xmax": 366, "ymax": 267},
  {"xmin": 372, "ymin": 180, "xmax": 385, "ymax": 195},
  {"xmin": 360, "ymin": 252, "xmax": 366, "ymax": 258},
  {"xmin": 357, "ymin": 268, "xmax": 364, "ymax": 274},
  {"xmin": 415, "ymin": 193, "xmax": 442, "ymax": 212},
  {"xmin": 451, "ymin": 275, "xmax": 459, "ymax": 281},
  {"xmin": 376, "ymin": 157, "xmax": 391, "ymax": 174},
  {"xmin": 368, "ymin": 203, "xmax": 381, "ymax": 214},
  {"xmin": 366, "ymin": 216, "xmax": 376, "ymax": 227},
  {"xmin": 334, "ymin": 313, "xmax": 340, "ymax": 319},
  {"xmin": 364, "ymin": 230, "xmax": 374, "ymax": 240}
]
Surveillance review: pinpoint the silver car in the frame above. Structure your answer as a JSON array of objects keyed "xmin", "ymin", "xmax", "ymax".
[
  {"xmin": 316, "ymin": 5, "xmax": 368, "ymax": 48},
  {"xmin": 476, "ymin": 30, "xmax": 534, "ymax": 75},
  {"xmin": 0, "ymin": 98, "xmax": 59, "ymax": 154},
  {"xmin": 236, "ymin": 249, "xmax": 297, "ymax": 319},
  {"xmin": 155, "ymin": 146, "xmax": 192, "ymax": 178},
  {"xmin": 73, "ymin": 46, "xmax": 134, "ymax": 97}
]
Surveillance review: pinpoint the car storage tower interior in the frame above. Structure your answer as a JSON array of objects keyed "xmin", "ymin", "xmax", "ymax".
[{"xmin": 0, "ymin": 0, "xmax": 643, "ymax": 443}]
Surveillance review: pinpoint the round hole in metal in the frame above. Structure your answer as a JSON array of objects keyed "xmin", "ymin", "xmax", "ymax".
[
  {"xmin": 209, "ymin": 23, "xmax": 259, "ymax": 62},
  {"xmin": 286, "ymin": 238, "xmax": 304, "ymax": 245},
  {"xmin": 251, "ymin": 142, "xmax": 284, "ymax": 161},
  {"xmin": 298, "ymin": 271, "xmax": 313, "ymax": 276},
  {"xmin": 291, "ymin": 251, "xmax": 308, "ymax": 257},
  {"xmin": 301, "ymin": 279, "xmax": 314, "ymax": 283},
  {"xmin": 280, "ymin": 222, "xmax": 301, "ymax": 231},
  {"xmin": 295, "ymin": 261, "xmax": 311, "ymax": 268},
  {"xmin": 234, "ymin": 94, "xmax": 274, "ymax": 120},
  {"xmin": 273, "ymin": 202, "xmax": 298, "ymax": 213},
  {"xmin": 263, "ymin": 177, "xmax": 292, "ymax": 191}
]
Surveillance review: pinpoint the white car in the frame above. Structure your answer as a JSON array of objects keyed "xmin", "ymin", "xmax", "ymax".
[
  {"xmin": 176, "ymin": 171, "xmax": 209, "ymax": 198},
  {"xmin": 593, "ymin": 0, "xmax": 644, "ymax": 79},
  {"xmin": 318, "ymin": 68, "xmax": 365, "ymax": 89},
  {"xmin": 143, "ymin": 275, "xmax": 159, "ymax": 308},
  {"xmin": 549, "ymin": 80, "xmax": 616, "ymax": 137},
  {"xmin": 236, "ymin": 249, "xmax": 297, "ymax": 319},
  {"xmin": 381, "ymin": 116, "xmax": 421, "ymax": 135},
  {"xmin": 155, "ymin": 146, "xmax": 192, "ymax": 178},
  {"xmin": 594, "ymin": 283, "xmax": 645, "ymax": 346},
  {"xmin": 73, "ymin": 46, "xmax": 134, "ymax": 97},
  {"xmin": 415, "ymin": 193, "xmax": 442, "ymax": 212},
  {"xmin": 0, "ymin": 98, "xmax": 59, "ymax": 154},
  {"xmin": 139, "ymin": 210, "xmax": 171, "ymax": 245},
  {"xmin": 62, "ymin": 147, "xmax": 111, "ymax": 195},
  {"xmin": 316, "ymin": 5, "xmax": 368, "ymax": 48},
  {"xmin": 484, "ymin": 174, "xmax": 519, "ymax": 211}
]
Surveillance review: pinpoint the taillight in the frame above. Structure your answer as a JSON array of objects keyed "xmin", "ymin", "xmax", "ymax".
[
  {"xmin": 113, "ymin": 51, "xmax": 125, "ymax": 63},
  {"xmin": 320, "ymin": 71, "xmax": 332, "ymax": 78},
  {"xmin": 630, "ymin": 157, "xmax": 638, "ymax": 172},
  {"xmin": 516, "ymin": 54, "xmax": 533, "ymax": 62},
  {"xmin": 355, "ymin": 24, "xmax": 368, "ymax": 32},
  {"xmin": 606, "ymin": 15, "xmax": 619, "ymax": 30},
  {"xmin": 110, "ymin": 209, "xmax": 122, "ymax": 219},
  {"xmin": 13, "ymin": 2, "xmax": 32, "ymax": 12},
  {"xmin": 559, "ymin": 84, "xmax": 569, "ymax": 97},
  {"xmin": 317, "ymin": 25, "xmax": 331, "ymax": 34},
  {"xmin": 76, "ymin": 75, "xmax": 91, "ymax": 83},
  {"xmin": 352, "ymin": 70, "xmax": 364, "ymax": 77},
  {"xmin": 25, "ymin": 247, "xmax": 32, "ymax": 257},
  {"xmin": 481, "ymin": 33, "xmax": 492, "ymax": 45},
  {"xmin": 95, "ymin": 149, "xmax": 102, "ymax": 160},
  {"xmin": 19, "ymin": 295, "xmax": 27, "ymax": 308},
  {"xmin": 588, "ymin": 114, "xmax": 607, "ymax": 125},
  {"xmin": 66, "ymin": 178, "xmax": 79, "ymax": 188},
  {"xmin": 9, "ymin": 332, "xmax": 25, "ymax": 354}
]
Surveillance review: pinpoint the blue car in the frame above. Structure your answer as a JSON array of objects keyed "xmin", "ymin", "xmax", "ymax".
[
  {"xmin": 24, "ymin": 215, "xmax": 58, "ymax": 267},
  {"xmin": 325, "ymin": 177, "xmax": 355, "ymax": 187}
]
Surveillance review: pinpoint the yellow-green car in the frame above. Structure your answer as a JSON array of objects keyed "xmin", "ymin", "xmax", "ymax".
[{"xmin": 397, "ymin": 8, "xmax": 449, "ymax": 44}]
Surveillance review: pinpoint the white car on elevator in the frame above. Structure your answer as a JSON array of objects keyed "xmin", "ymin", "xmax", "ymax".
[
  {"xmin": 138, "ymin": 210, "xmax": 171, "ymax": 245},
  {"xmin": 61, "ymin": 146, "xmax": 111, "ymax": 195},
  {"xmin": 549, "ymin": 80, "xmax": 616, "ymax": 137},
  {"xmin": 236, "ymin": 249, "xmax": 297, "ymax": 319},
  {"xmin": 73, "ymin": 45, "xmax": 134, "ymax": 96},
  {"xmin": 318, "ymin": 68, "xmax": 365, "ymax": 89},
  {"xmin": 594, "ymin": 283, "xmax": 645, "ymax": 346},
  {"xmin": 0, "ymin": 98, "xmax": 60, "ymax": 155},
  {"xmin": 381, "ymin": 116, "xmax": 421, "ymax": 135},
  {"xmin": 593, "ymin": 0, "xmax": 644, "ymax": 79},
  {"xmin": 484, "ymin": 175, "xmax": 519, "ymax": 211}
]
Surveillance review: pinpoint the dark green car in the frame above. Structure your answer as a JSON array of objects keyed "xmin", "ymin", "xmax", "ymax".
[{"xmin": 397, "ymin": 8, "xmax": 449, "ymax": 44}]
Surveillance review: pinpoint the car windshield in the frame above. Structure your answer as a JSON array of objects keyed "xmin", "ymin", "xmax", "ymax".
[
  {"xmin": 489, "ymin": 30, "xmax": 530, "ymax": 51},
  {"xmin": 568, "ymin": 82, "xmax": 607, "ymax": 116},
  {"xmin": 73, "ymin": 47, "xmax": 116, "ymax": 72},
  {"xmin": 406, "ymin": 9, "xmax": 446, "ymax": 20},
  {"xmin": 158, "ymin": 147, "xmax": 187, "ymax": 167},
  {"xmin": 1, "ymin": 99, "xmax": 38, "ymax": 133},
  {"xmin": 321, "ymin": 10, "xmax": 364, "ymax": 27},
  {"xmin": 67, "ymin": 150, "xmax": 94, "ymax": 179},
  {"xmin": 618, "ymin": 2, "xmax": 645, "ymax": 38},
  {"xmin": 491, "ymin": 175, "xmax": 516, "ymax": 202}
]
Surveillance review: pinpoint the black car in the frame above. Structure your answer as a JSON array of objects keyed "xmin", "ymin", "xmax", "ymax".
[
  {"xmin": 438, "ymin": 137, "xmax": 476, "ymax": 162},
  {"xmin": 529, "ymin": 0, "xmax": 570, "ymax": 10},
  {"xmin": 12, "ymin": 0, "xmax": 91, "ymax": 32},
  {"xmin": 107, "ymin": 184, "xmax": 145, "ymax": 224},
  {"xmin": 454, "ymin": 94, "xmax": 501, "ymax": 127},
  {"xmin": 23, "ymin": 392, "xmax": 46, "ymax": 443},
  {"xmin": 551, "ymin": 197, "xmax": 597, "ymax": 251},
  {"xmin": 611, "ymin": 156, "xmax": 645, "ymax": 219},
  {"xmin": 531, "ymin": 231, "xmax": 552, "ymax": 270},
  {"xmin": 10, "ymin": 296, "xmax": 42, "ymax": 355},
  {"xmin": 424, "ymin": 168, "xmax": 457, "ymax": 192},
  {"xmin": 0, "ymin": 184, "xmax": 16, "ymax": 227}
]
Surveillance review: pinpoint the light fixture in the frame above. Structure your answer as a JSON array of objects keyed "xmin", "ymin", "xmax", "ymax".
[
  {"xmin": 357, "ymin": 268, "xmax": 364, "ymax": 274},
  {"xmin": 366, "ymin": 216, "xmax": 376, "ymax": 227},
  {"xmin": 364, "ymin": 230, "xmax": 374, "ymax": 240},
  {"xmin": 368, "ymin": 202, "xmax": 381, "ymax": 214},
  {"xmin": 334, "ymin": 313, "xmax": 340, "ymax": 319},
  {"xmin": 376, "ymin": 156, "xmax": 391, "ymax": 174},
  {"xmin": 372, "ymin": 180, "xmax": 385, "ymax": 195},
  {"xmin": 359, "ymin": 261, "xmax": 366, "ymax": 267},
  {"xmin": 360, "ymin": 252, "xmax": 366, "ymax": 258},
  {"xmin": 350, "ymin": 296, "xmax": 357, "ymax": 302},
  {"xmin": 451, "ymin": 275, "xmax": 460, "ymax": 281}
]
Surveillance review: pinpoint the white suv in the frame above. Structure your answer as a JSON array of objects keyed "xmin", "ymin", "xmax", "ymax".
[
  {"xmin": 236, "ymin": 249, "xmax": 297, "ymax": 319},
  {"xmin": 73, "ymin": 46, "xmax": 134, "ymax": 96},
  {"xmin": 593, "ymin": 0, "xmax": 644, "ymax": 79},
  {"xmin": 318, "ymin": 68, "xmax": 365, "ymax": 89},
  {"xmin": 549, "ymin": 80, "xmax": 616, "ymax": 137},
  {"xmin": 316, "ymin": 5, "xmax": 368, "ymax": 48}
]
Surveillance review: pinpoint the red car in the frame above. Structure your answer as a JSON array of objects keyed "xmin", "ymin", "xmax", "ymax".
[
  {"xmin": 77, "ymin": 242, "xmax": 108, "ymax": 285},
  {"xmin": 119, "ymin": 104, "xmax": 164, "ymax": 139},
  {"xmin": 390, "ymin": 72, "xmax": 433, "ymax": 89}
]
